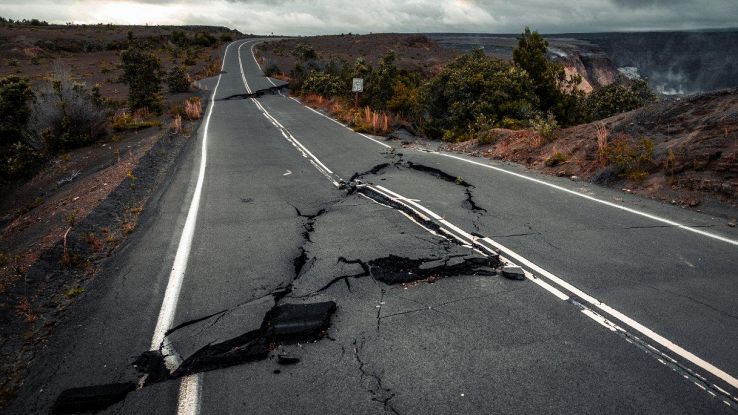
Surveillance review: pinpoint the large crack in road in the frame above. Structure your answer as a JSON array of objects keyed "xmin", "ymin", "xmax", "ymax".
[{"xmin": 51, "ymin": 160, "xmax": 518, "ymax": 414}]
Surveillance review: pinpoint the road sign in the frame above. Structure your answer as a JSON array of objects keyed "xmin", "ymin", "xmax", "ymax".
[{"xmin": 352, "ymin": 78, "xmax": 364, "ymax": 92}]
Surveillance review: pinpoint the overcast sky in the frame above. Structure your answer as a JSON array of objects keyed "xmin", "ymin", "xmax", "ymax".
[{"xmin": 1, "ymin": 0, "xmax": 736, "ymax": 35}]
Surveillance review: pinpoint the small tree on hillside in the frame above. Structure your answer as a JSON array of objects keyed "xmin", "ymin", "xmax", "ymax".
[
  {"xmin": 120, "ymin": 47, "xmax": 163, "ymax": 113},
  {"xmin": 513, "ymin": 27, "xmax": 585, "ymax": 126},
  {"xmin": 363, "ymin": 50, "xmax": 398, "ymax": 110},
  {"xmin": 167, "ymin": 66, "xmax": 191, "ymax": 93},
  {"xmin": 0, "ymin": 76, "xmax": 32, "ymax": 147}
]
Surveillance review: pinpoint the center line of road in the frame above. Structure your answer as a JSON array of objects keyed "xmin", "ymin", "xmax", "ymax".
[{"xmin": 238, "ymin": 40, "xmax": 738, "ymax": 408}]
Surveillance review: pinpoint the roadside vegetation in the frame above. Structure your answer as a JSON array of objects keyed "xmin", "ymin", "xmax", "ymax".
[
  {"xmin": 261, "ymin": 27, "xmax": 656, "ymax": 142},
  {"xmin": 258, "ymin": 29, "xmax": 735, "ymax": 209},
  {"xmin": 0, "ymin": 20, "xmax": 242, "ymax": 407}
]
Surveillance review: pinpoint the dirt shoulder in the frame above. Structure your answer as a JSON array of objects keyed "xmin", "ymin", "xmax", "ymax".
[{"xmin": 0, "ymin": 23, "xmax": 238, "ymax": 407}]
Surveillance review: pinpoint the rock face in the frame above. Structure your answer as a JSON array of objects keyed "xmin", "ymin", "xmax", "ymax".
[{"xmin": 429, "ymin": 31, "xmax": 738, "ymax": 96}]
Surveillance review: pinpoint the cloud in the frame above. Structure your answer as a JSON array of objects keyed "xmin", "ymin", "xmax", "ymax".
[{"xmin": 0, "ymin": 0, "xmax": 736, "ymax": 34}]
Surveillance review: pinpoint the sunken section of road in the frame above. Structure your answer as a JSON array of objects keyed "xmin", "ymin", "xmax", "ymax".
[{"xmin": 50, "ymin": 182, "xmax": 508, "ymax": 413}]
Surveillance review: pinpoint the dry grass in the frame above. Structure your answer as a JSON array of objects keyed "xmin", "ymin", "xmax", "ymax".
[
  {"xmin": 596, "ymin": 123, "xmax": 609, "ymax": 166},
  {"xmin": 184, "ymin": 97, "xmax": 202, "ymax": 120},
  {"xmin": 300, "ymin": 93, "xmax": 393, "ymax": 135},
  {"xmin": 170, "ymin": 114, "xmax": 183, "ymax": 134}
]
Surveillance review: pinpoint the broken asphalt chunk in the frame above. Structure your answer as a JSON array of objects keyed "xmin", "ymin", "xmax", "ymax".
[
  {"xmin": 277, "ymin": 354, "xmax": 301, "ymax": 365},
  {"xmin": 268, "ymin": 301, "xmax": 337, "ymax": 341},
  {"xmin": 133, "ymin": 350, "xmax": 170, "ymax": 386},
  {"xmin": 52, "ymin": 382, "xmax": 135, "ymax": 414},
  {"xmin": 172, "ymin": 301, "xmax": 337, "ymax": 377},
  {"xmin": 369, "ymin": 254, "xmax": 498, "ymax": 285},
  {"xmin": 502, "ymin": 265, "xmax": 526, "ymax": 280}
]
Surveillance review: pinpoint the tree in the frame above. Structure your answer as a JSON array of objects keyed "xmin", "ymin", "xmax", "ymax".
[
  {"xmin": 167, "ymin": 66, "xmax": 191, "ymax": 93},
  {"xmin": 363, "ymin": 50, "xmax": 398, "ymax": 110},
  {"xmin": 0, "ymin": 76, "xmax": 32, "ymax": 147},
  {"xmin": 512, "ymin": 27, "xmax": 585, "ymax": 126},
  {"xmin": 120, "ymin": 47, "xmax": 163, "ymax": 112},
  {"xmin": 419, "ymin": 49, "xmax": 537, "ymax": 140},
  {"xmin": 586, "ymin": 78, "xmax": 657, "ymax": 120}
]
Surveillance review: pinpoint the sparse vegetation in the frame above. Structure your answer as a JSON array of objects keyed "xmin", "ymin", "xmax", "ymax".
[
  {"xmin": 167, "ymin": 65, "xmax": 191, "ymax": 93},
  {"xmin": 29, "ymin": 66, "xmax": 109, "ymax": 154},
  {"xmin": 545, "ymin": 152, "xmax": 567, "ymax": 167},
  {"xmin": 184, "ymin": 96, "xmax": 202, "ymax": 120},
  {"xmin": 605, "ymin": 136, "xmax": 655, "ymax": 179},
  {"xmin": 0, "ymin": 75, "xmax": 37, "ymax": 178},
  {"xmin": 120, "ymin": 47, "xmax": 163, "ymax": 113}
]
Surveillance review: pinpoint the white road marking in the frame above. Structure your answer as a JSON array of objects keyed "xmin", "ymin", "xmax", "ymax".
[
  {"xmin": 158, "ymin": 39, "xmax": 242, "ymax": 415},
  {"xmin": 283, "ymin": 169, "xmax": 292, "ymax": 176},
  {"xmin": 177, "ymin": 374, "xmax": 202, "ymax": 415},
  {"xmin": 284, "ymin": 84, "xmax": 737, "ymax": 248},
  {"xmin": 436, "ymin": 153, "xmax": 738, "ymax": 247},
  {"xmin": 230, "ymin": 38, "xmax": 738, "ymax": 408}
]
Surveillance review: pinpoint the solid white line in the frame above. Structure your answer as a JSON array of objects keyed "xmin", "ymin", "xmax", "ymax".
[
  {"xmin": 152, "ymin": 39, "xmax": 235, "ymax": 415},
  {"xmin": 150, "ymin": 42, "xmax": 232, "ymax": 352},
  {"xmin": 437, "ymin": 153, "xmax": 738, "ymax": 247},
  {"xmin": 177, "ymin": 374, "xmax": 202, "ymax": 415},
  {"xmin": 237, "ymin": 40, "xmax": 255, "ymax": 94},
  {"xmin": 250, "ymin": 42, "xmax": 278, "ymax": 87}
]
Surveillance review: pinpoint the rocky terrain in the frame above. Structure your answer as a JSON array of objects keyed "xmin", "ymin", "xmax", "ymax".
[{"xmin": 441, "ymin": 88, "xmax": 738, "ymax": 215}]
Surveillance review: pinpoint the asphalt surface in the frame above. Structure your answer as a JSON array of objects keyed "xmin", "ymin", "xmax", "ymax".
[{"xmin": 8, "ymin": 39, "xmax": 738, "ymax": 414}]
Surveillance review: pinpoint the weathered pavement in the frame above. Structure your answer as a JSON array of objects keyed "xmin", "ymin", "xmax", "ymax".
[{"xmin": 8, "ymin": 39, "xmax": 738, "ymax": 414}]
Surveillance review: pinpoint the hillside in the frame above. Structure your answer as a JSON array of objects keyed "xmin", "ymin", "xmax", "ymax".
[{"xmin": 442, "ymin": 89, "xmax": 738, "ymax": 213}]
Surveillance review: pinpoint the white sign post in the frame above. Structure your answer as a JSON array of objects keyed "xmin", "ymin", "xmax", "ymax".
[
  {"xmin": 352, "ymin": 78, "xmax": 364, "ymax": 92},
  {"xmin": 352, "ymin": 78, "xmax": 363, "ymax": 108}
]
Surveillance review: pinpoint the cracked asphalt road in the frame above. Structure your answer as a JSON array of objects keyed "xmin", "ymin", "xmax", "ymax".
[{"xmin": 8, "ymin": 39, "xmax": 738, "ymax": 414}]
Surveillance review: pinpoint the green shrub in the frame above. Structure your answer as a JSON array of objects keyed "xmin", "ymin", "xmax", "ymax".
[
  {"xmin": 166, "ymin": 66, "xmax": 190, "ymax": 93},
  {"xmin": 219, "ymin": 33, "xmax": 233, "ymax": 43},
  {"xmin": 4, "ymin": 141, "xmax": 44, "ymax": 179},
  {"xmin": 193, "ymin": 32, "xmax": 217, "ymax": 47},
  {"xmin": 171, "ymin": 30, "xmax": 189, "ymax": 47},
  {"xmin": 362, "ymin": 50, "xmax": 398, "ymax": 111},
  {"xmin": 545, "ymin": 152, "xmax": 567, "ymax": 167},
  {"xmin": 120, "ymin": 47, "xmax": 163, "ymax": 113},
  {"xmin": 29, "ymin": 67, "xmax": 109, "ymax": 154},
  {"xmin": 301, "ymin": 71, "xmax": 343, "ymax": 98},
  {"xmin": 606, "ymin": 137, "xmax": 654, "ymax": 178},
  {"xmin": 530, "ymin": 112, "xmax": 559, "ymax": 141},
  {"xmin": 586, "ymin": 78, "xmax": 657, "ymax": 121},
  {"xmin": 419, "ymin": 48, "xmax": 537, "ymax": 140},
  {"xmin": 0, "ymin": 75, "xmax": 40, "ymax": 179},
  {"xmin": 292, "ymin": 42, "xmax": 317, "ymax": 62},
  {"xmin": 0, "ymin": 76, "xmax": 32, "ymax": 146}
]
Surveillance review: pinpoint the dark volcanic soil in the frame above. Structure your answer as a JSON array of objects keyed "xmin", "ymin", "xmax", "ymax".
[{"xmin": 257, "ymin": 33, "xmax": 458, "ymax": 77}]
